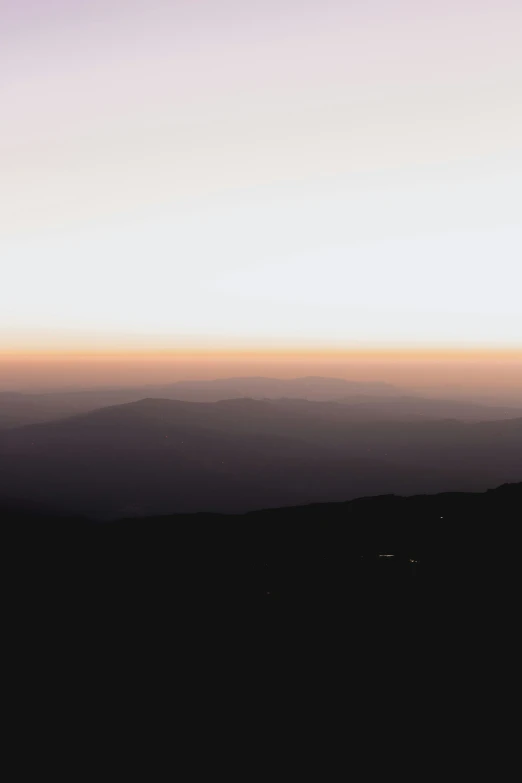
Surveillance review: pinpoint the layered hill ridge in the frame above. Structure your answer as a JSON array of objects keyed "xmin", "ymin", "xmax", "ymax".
[
  {"xmin": 0, "ymin": 396, "xmax": 520, "ymax": 518},
  {"xmin": 1, "ymin": 375, "xmax": 521, "ymax": 429}
]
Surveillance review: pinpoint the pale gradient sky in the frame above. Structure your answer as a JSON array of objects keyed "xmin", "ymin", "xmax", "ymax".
[{"xmin": 1, "ymin": 0, "xmax": 521, "ymax": 355}]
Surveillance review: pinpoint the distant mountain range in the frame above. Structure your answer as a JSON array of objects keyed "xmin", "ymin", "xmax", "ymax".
[
  {"xmin": 1, "ymin": 396, "xmax": 520, "ymax": 518},
  {"xmin": 1, "ymin": 375, "xmax": 520, "ymax": 429}
]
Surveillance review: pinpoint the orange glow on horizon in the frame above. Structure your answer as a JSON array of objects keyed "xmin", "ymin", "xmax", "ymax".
[
  {"xmin": 2, "ymin": 345, "xmax": 521, "ymax": 362},
  {"xmin": 1, "ymin": 343, "xmax": 520, "ymax": 397}
]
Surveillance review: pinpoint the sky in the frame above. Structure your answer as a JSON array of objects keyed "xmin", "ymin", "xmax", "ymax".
[{"xmin": 1, "ymin": 1, "xmax": 521, "ymax": 388}]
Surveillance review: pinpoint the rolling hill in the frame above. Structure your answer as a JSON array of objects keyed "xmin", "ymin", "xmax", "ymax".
[
  {"xmin": 0, "ymin": 397, "xmax": 520, "ymax": 518},
  {"xmin": 1, "ymin": 376, "xmax": 520, "ymax": 428}
]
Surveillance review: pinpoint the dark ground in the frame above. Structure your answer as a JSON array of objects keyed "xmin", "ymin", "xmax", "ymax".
[
  {"xmin": 5, "ymin": 482, "xmax": 519, "ymax": 637},
  {"xmin": 4, "ymin": 483, "xmax": 519, "ymax": 764}
]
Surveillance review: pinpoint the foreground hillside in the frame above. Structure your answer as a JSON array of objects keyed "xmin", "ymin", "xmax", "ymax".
[
  {"xmin": 1, "ymin": 397, "xmax": 521, "ymax": 517},
  {"xmin": 4, "ymin": 482, "xmax": 521, "ymax": 611},
  {"xmin": 5, "ymin": 483, "xmax": 520, "ymax": 712}
]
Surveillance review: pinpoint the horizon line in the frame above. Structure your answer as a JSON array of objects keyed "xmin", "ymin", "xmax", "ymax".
[{"xmin": 2, "ymin": 346, "xmax": 522, "ymax": 361}]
